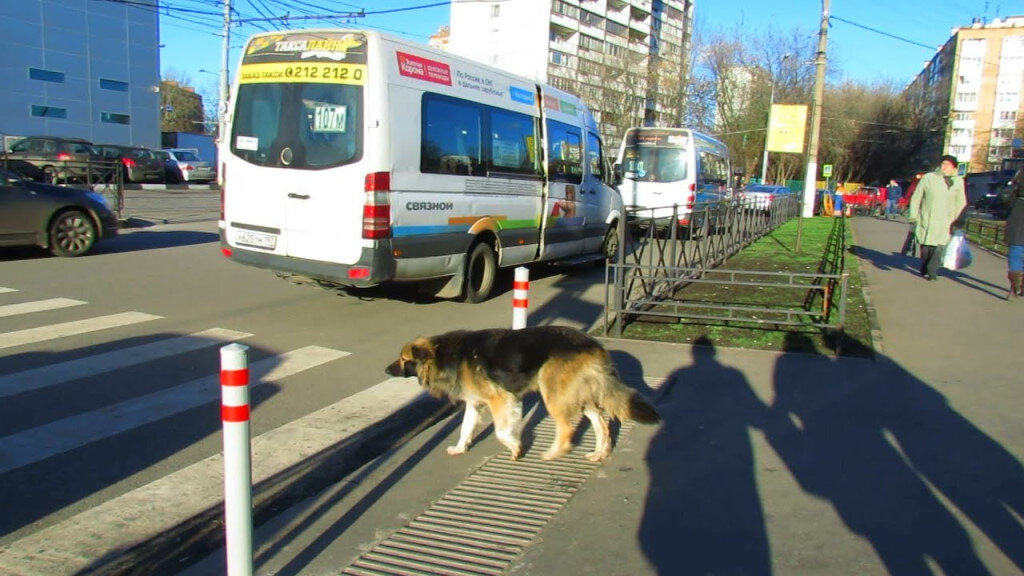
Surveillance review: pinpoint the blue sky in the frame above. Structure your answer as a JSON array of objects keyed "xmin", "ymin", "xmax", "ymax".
[{"xmin": 158, "ymin": 0, "xmax": 1007, "ymax": 106}]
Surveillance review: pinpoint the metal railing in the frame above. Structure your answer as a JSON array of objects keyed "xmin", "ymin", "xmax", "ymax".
[
  {"xmin": 963, "ymin": 218, "xmax": 1007, "ymax": 253},
  {"xmin": 2, "ymin": 156, "xmax": 125, "ymax": 217},
  {"xmin": 604, "ymin": 196, "xmax": 850, "ymax": 336}
]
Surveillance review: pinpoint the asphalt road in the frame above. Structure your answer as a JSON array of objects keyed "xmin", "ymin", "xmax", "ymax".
[{"xmin": 0, "ymin": 214, "xmax": 611, "ymax": 568}]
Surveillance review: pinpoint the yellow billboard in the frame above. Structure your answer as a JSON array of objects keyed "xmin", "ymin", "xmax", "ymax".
[{"xmin": 766, "ymin": 104, "xmax": 808, "ymax": 154}]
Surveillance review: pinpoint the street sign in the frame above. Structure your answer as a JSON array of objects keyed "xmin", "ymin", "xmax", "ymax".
[{"xmin": 822, "ymin": 164, "xmax": 833, "ymax": 177}]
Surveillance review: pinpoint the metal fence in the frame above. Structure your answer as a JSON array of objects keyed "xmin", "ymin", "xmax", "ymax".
[
  {"xmin": 963, "ymin": 218, "xmax": 1007, "ymax": 254},
  {"xmin": 2, "ymin": 157, "xmax": 126, "ymax": 217},
  {"xmin": 604, "ymin": 196, "xmax": 850, "ymax": 338}
]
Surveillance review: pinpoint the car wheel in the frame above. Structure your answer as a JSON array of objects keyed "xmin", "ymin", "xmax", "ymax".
[
  {"xmin": 463, "ymin": 241, "xmax": 497, "ymax": 303},
  {"xmin": 600, "ymin": 224, "xmax": 620, "ymax": 263},
  {"xmin": 49, "ymin": 210, "xmax": 97, "ymax": 257}
]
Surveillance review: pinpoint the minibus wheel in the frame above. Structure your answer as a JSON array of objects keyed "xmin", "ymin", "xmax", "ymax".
[
  {"xmin": 601, "ymin": 225, "xmax": 620, "ymax": 264},
  {"xmin": 463, "ymin": 242, "xmax": 496, "ymax": 303}
]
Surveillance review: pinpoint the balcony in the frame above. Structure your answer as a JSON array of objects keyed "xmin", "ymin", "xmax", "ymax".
[{"xmin": 551, "ymin": 11, "xmax": 580, "ymax": 31}]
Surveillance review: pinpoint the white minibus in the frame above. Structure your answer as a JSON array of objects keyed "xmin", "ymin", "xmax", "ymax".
[
  {"xmin": 614, "ymin": 127, "xmax": 731, "ymax": 228},
  {"xmin": 219, "ymin": 29, "xmax": 622, "ymax": 302}
]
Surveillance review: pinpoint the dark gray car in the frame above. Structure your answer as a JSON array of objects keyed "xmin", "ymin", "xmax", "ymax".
[
  {"xmin": 0, "ymin": 168, "xmax": 119, "ymax": 256},
  {"xmin": 1, "ymin": 136, "xmax": 106, "ymax": 184},
  {"xmin": 95, "ymin": 144, "xmax": 165, "ymax": 184}
]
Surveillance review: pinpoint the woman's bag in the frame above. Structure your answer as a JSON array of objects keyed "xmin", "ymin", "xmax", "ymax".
[
  {"xmin": 942, "ymin": 229, "xmax": 973, "ymax": 270},
  {"xmin": 901, "ymin": 226, "xmax": 918, "ymax": 256}
]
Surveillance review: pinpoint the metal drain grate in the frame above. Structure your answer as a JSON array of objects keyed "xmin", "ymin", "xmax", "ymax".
[{"xmin": 342, "ymin": 416, "xmax": 637, "ymax": 576}]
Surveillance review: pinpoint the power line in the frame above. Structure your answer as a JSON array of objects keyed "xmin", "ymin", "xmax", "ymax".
[{"xmin": 829, "ymin": 16, "xmax": 936, "ymax": 51}]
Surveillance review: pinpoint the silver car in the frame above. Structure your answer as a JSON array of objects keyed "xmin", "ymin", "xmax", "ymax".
[{"xmin": 164, "ymin": 149, "xmax": 216, "ymax": 183}]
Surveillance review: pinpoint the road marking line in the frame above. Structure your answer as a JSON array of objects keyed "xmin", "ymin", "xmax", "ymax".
[
  {"xmin": 0, "ymin": 287, "xmax": 17, "ymax": 294},
  {"xmin": 0, "ymin": 377, "xmax": 424, "ymax": 576},
  {"xmin": 0, "ymin": 312, "xmax": 163, "ymax": 350},
  {"xmin": 0, "ymin": 345, "xmax": 349, "ymax": 475},
  {"xmin": 0, "ymin": 328, "xmax": 253, "ymax": 399},
  {"xmin": 0, "ymin": 298, "xmax": 87, "ymax": 318}
]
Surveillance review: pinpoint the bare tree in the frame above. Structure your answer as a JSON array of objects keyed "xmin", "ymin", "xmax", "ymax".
[{"xmin": 160, "ymin": 72, "xmax": 207, "ymax": 134}]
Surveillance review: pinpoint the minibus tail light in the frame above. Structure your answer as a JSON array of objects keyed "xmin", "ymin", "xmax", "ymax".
[{"xmin": 363, "ymin": 172, "xmax": 391, "ymax": 239}]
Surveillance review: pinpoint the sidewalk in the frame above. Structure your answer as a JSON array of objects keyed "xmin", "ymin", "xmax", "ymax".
[{"xmin": 183, "ymin": 216, "xmax": 1024, "ymax": 575}]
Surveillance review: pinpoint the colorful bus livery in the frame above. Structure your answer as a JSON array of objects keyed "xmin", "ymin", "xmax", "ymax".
[{"xmin": 220, "ymin": 30, "xmax": 623, "ymax": 302}]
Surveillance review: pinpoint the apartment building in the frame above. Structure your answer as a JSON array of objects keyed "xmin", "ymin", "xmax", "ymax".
[
  {"xmin": 448, "ymin": 0, "xmax": 693, "ymax": 149},
  {"xmin": 0, "ymin": 0, "xmax": 161, "ymax": 148},
  {"xmin": 907, "ymin": 16, "xmax": 1024, "ymax": 173}
]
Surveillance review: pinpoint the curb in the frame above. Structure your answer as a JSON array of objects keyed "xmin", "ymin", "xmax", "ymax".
[{"xmin": 847, "ymin": 218, "xmax": 885, "ymax": 356}]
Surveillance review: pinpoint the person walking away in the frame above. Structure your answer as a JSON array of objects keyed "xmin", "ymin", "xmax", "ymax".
[
  {"xmin": 908, "ymin": 155, "xmax": 966, "ymax": 281},
  {"xmin": 1004, "ymin": 169, "xmax": 1024, "ymax": 300},
  {"xmin": 885, "ymin": 179, "xmax": 903, "ymax": 219},
  {"xmin": 833, "ymin": 182, "xmax": 845, "ymax": 217}
]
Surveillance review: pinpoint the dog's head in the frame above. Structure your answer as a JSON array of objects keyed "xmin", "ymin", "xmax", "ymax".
[{"xmin": 385, "ymin": 337, "xmax": 436, "ymax": 387}]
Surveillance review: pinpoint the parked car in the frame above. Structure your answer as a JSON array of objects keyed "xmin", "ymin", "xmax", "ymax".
[
  {"xmin": 0, "ymin": 167, "xmax": 119, "ymax": 256},
  {"xmin": 152, "ymin": 149, "xmax": 184, "ymax": 183},
  {"xmin": 844, "ymin": 186, "xmax": 884, "ymax": 215},
  {"xmin": 164, "ymin": 148, "xmax": 216, "ymax": 183},
  {"xmin": 738, "ymin": 184, "xmax": 793, "ymax": 211},
  {"xmin": 95, "ymin": 144, "xmax": 165, "ymax": 184},
  {"xmin": 1, "ymin": 136, "xmax": 105, "ymax": 184}
]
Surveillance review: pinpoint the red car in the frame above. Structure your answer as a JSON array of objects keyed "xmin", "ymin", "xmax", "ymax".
[{"xmin": 844, "ymin": 186, "xmax": 884, "ymax": 214}]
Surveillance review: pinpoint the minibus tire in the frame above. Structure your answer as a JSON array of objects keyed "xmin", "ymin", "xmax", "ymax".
[
  {"xmin": 463, "ymin": 242, "xmax": 496, "ymax": 303},
  {"xmin": 600, "ymin": 225, "xmax": 620, "ymax": 264}
]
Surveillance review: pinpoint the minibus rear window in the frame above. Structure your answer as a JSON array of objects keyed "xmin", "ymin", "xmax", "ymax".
[
  {"xmin": 230, "ymin": 82, "xmax": 363, "ymax": 169},
  {"xmin": 621, "ymin": 146, "xmax": 689, "ymax": 183}
]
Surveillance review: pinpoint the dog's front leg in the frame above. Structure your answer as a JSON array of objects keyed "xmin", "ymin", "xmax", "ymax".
[{"xmin": 448, "ymin": 401, "xmax": 483, "ymax": 455}]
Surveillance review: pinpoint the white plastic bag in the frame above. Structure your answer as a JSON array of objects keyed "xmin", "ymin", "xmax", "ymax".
[{"xmin": 942, "ymin": 229, "xmax": 973, "ymax": 270}]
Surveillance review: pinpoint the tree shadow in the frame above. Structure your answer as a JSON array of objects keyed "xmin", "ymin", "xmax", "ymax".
[
  {"xmin": 765, "ymin": 332, "xmax": 1008, "ymax": 573},
  {"xmin": 639, "ymin": 337, "xmax": 773, "ymax": 575}
]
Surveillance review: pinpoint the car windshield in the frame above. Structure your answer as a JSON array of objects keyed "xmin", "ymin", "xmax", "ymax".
[
  {"xmin": 130, "ymin": 149, "xmax": 152, "ymax": 159},
  {"xmin": 153, "ymin": 151, "xmax": 171, "ymax": 160},
  {"xmin": 620, "ymin": 146, "xmax": 689, "ymax": 183},
  {"xmin": 172, "ymin": 151, "xmax": 200, "ymax": 162}
]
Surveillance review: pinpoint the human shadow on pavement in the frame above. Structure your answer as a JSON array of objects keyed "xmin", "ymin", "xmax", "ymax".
[
  {"xmin": 850, "ymin": 244, "xmax": 1006, "ymax": 298},
  {"xmin": 639, "ymin": 337, "xmax": 773, "ymax": 575},
  {"xmin": 765, "ymin": 332, "xmax": 1015, "ymax": 573}
]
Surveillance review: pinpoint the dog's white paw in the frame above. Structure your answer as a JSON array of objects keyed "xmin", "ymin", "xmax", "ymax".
[
  {"xmin": 446, "ymin": 445, "xmax": 467, "ymax": 456},
  {"xmin": 585, "ymin": 451, "xmax": 608, "ymax": 462}
]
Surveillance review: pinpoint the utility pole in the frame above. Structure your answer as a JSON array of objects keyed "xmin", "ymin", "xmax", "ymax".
[
  {"xmin": 801, "ymin": 0, "xmax": 829, "ymax": 219},
  {"xmin": 218, "ymin": 0, "xmax": 231, "ymax": 143}
]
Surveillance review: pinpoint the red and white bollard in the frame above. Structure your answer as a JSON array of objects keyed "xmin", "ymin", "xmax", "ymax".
[
  {"xmin": 512, "ymin": 266, "xmax": 529, "ymax": 330},
  {"xmin": 220, "ymin": 343, "xmax": 253, "ymax": 576}
]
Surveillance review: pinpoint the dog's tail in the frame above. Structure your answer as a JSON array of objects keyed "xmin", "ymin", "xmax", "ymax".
[{"xmin": 598, "ymin": 364, "xmax": 660, "ymax": 424}]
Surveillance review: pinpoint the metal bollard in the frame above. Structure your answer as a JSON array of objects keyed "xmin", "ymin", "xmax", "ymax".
[
  {"xmin": 220, "ymin": 343, "xmax": 253, "ymax": 576},
  {"xmin": 512, "ymin": 267, "xmax": 529, "ymax": 330}
]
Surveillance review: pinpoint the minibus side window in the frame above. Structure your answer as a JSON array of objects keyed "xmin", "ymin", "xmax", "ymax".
[
  {"xmin": 585, "ymin": 131, "xmax": 604, "ymax": 181},
  {"xmin": 421, "ymin": 94, "xmax": 483, "ymax": 176},
  {"xmin": 488, "ymin": 109, "xmax": 542, "ymax": 177},
  {"xmin": 546, "ymin": 120, "xmax": 583, "ymax": 184}
]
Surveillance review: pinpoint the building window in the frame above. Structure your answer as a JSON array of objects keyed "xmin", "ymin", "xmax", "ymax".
[
  {"xmin": 552, "ymin": 0, "xmax": 579, "ymax": 20},
  {"xmin": 549, "ymin": 50, "xmax": 574, "ymax": 67},
  {"xmin": 100, "ymin": 78, "xmax": 129, "ymax": 92},
  {"xmin": 579, "ymin": 34, "xmax": 603, "ymax": 52},
  {"xmin": 955, "ymin": 92, "xmax": 977, "ymax": 104},
  {"xmin": 580, "ymin": 10, "xmax": 603, "ymax": 28},
  {"xmin": 953, "ymin": 112, "xmax": 972, "ymax": 121},
  {"xmin": 605, "ymin": 42, "xmax": 625, "ymax": 58},
  {"xmin": 101, "ymin": 112, "xmax": 131, "ymax": 124},
  {"xmin": 999, "ymin": 110, "xmax": 1018, "ymax": 121},
  {"xmin": 28, "ymin": 68, "xmax": 65, "ymax": 83},
  {"xmin": 606, "ymin": 20, "xmax": 627, "ymax": 37},
  {"xmin": 491, "ymin": 4, "xmax": 499, "ymax": 17},
  {"xmin": 993, "ymin": 128, "xmax": 1015, "ymax": 141},
  {"xmin": 31, "ymin": 105, "xmax": 67, "ymax": 118}
]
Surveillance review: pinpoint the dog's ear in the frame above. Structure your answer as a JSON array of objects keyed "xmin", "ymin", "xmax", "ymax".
[{"xmin": 409, "ymin": 337, "xmax": 434, "ymax": 363}]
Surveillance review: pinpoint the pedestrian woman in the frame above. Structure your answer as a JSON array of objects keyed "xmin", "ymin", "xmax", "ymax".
[
  {"xmin": 1004, "ymin": 169, "xmax": 1024, "ymax": 300},
  {"xmin": 908, "ymin": 155, "xmax": 966, "ymax": 281}
]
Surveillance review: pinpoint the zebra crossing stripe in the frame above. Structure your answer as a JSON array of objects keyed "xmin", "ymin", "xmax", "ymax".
[
  {"xmin": 0, "ymin": 377, "xmax": 422, "ymax": 576},
  {"xmin": 0, "ymin": 328, "xmax": 253, "ymax": 399},
  {"xmin": 0, "ymin": 345, "xmax": 349, "ymax": 475},
  {"xmin": 0, "ymin": 312, "xmax": 163, "ymax": 350},
  {"xmin": 0, "ymin": 298, "xmax": 87, "ymax": 318}
]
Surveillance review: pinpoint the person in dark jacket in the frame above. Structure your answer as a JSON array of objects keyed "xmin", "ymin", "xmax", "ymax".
[
  {"xmin": 885, "ymin": 179, "xmax": 903, "ymax": 219},
  {"xmin": 1004, "ymin": 169, "xmax": 1024, "ymax": 300}
]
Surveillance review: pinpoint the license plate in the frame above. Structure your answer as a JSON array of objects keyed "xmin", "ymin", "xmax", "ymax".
[{"xmin": 234, "ymin": 229, "xmax": 277, "ymax": 250}]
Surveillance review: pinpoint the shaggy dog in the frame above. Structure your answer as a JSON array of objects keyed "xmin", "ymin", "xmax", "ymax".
[{"xmin": 385, "ymin": 326, "xmax": 659, "ymax": 461}]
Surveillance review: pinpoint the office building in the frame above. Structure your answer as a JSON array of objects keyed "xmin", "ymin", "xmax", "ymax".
[{"xmin": 0, "ymin": 0, "xmax": 161, "ymax": 148}]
